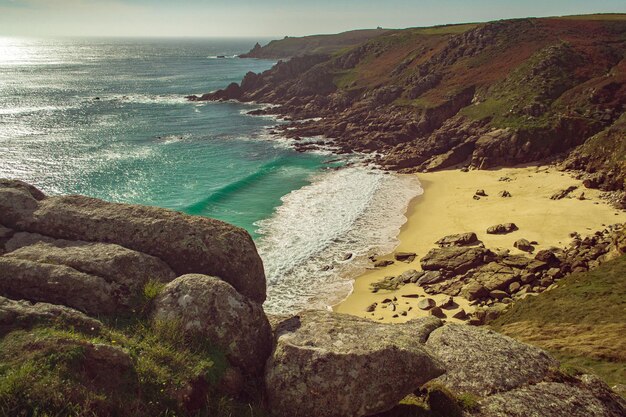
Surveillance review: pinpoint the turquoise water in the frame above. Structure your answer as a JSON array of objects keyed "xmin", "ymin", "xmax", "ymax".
[
  {"xmin": 0, "ymin": 37, "xmax": 424, "ymax": 313},
  {"xmin": 0, "ymin": 37, "xmax": 330, "ymax": 238}
]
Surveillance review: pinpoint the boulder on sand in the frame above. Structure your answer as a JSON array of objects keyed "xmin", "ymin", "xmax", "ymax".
[
  {"xmin": 152, "ymin": 274, "xmax": 272, "ymax": 375},
  {"xmin": 265, "ymin": 311, "xmax": 444, "ymax": 417},
  {"xmin": 0, "ymin": 179, "xmax": 266, "ymax": 303},
  {"xmin": 420, "ymin": 246, "xmax": 495, "ymax": 275},
  {"xmin": 435, "ymin": 232, "xmax": 479, "ymax": 247},
  {"xmin": 513, "ymin": 238, "xmax": 534, "ymax": 252},
  {"xmin": 487, "ymin": 223, "xmax": 519, "ymax": 235},
  {"xmin": 394, "ymin": 252, "xmax": 417, "ymax": 263}
]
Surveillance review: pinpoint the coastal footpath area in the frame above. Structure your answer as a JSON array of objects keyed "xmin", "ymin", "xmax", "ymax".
[{"xmin": 1, "ymin": 179, "xmax": 625, "ymax": 417}]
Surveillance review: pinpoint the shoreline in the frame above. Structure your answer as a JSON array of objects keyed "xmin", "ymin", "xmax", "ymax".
[
  {"xmin": 333, "ymin": 165, "xmax": 626, "ymax": 323},
  {"xmin": 258, "ymin": 164, "xmax": 422, "ymax": 314}
]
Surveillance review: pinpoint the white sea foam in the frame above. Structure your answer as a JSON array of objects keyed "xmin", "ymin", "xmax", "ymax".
[
  {"xmin": 0, "ymin": 105, "xmax": 77, "ymax": 116},
  {"xmin": 257, "ymin": 166, "xmax": 423, "ymax": 314},
  {"xmin": 207, "ymin": 55, "xmax": 239, "ymax": 59},
  {"xmin": 92, "ymin": 94, "xmax": 189, "ymax": 105}
]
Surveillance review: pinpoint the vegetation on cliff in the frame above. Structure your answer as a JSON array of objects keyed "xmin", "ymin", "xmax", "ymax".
[
  {"xmin": 197, "ymin": 14, "xmax": 626, "ymax": 190},
  {"xmin": 239, "ymin": 28, "xmax": 391, "ymax": 59},
  {"xmin": 491, "ymin": 252, "xmax": 626, "ymax": 393}
]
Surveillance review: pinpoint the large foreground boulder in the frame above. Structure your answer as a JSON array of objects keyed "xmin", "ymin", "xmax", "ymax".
[
  {"xmin": 425, "ymin": 324, "xmax": 558, "ymax": 397},
  {"xmin": 0, "ymin": 180, "xmax": 266, "ymax": 303},
  {"xmin": 473, "ymin": 377, "xmax": 626, "ymax": 417},
  {"xmin": 265, "ymin": 311, "xmax": 444, "ymax": 417},
  {"xmin": 0, "ymin": 257, "xmax": 122, "ymax": 315},
  {"xmin": 0, "ymin": 296, "xmax": 102, "ymax": 335},
  {"xmin": 0, "ymin": 238, "xmax": 176, "ymax": 315},
  {"xmin": 152, "ymin": 274, "xmax": 272, "ymax": 375}
]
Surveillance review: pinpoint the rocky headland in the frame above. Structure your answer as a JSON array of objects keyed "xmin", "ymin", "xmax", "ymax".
[
  {"xmin": 3, "ymin": 12, "xmax": 626, "ymax": 417},
  {"xmin": 190, "ymin": 15, "xmax": 626, "ymax": 197},
  {"xmin": 1, "ymin": 179, "xmax": 625, "ymax": 416}
]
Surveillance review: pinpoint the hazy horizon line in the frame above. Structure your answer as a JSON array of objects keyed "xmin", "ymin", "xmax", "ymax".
[{"xmin": 2, "ymin": 11, "xmax": 624, "ymax": 40}]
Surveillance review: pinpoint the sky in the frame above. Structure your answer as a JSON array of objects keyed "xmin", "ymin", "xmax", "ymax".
[{"xmin": 0, "ymin": 0, "xmax": 624, "ymax": 38}]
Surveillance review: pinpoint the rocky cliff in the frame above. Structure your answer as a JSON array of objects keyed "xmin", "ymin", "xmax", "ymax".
[
  {"xmin": 0, "ymin": 179, "xmax": 624, "ymax": 416},
  {"xmin": 192, "ymin": 15, "xmax": 626, "ymax": 191},
  {"xmin": 239, "ymin": 28, "xmax": 392, "ymax": 59}
]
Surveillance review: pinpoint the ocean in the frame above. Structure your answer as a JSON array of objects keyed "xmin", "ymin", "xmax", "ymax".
[{"xmin": 0, "ymin": 37, "xmax": 423, "ymax": 313}]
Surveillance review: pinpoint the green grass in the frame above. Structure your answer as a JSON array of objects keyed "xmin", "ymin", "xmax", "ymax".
[
  {"xmin": 143, "ymin": 279, "xmax": 166, "ymax": 301},
  {"xmin": 557, "ymin": 13, "xmax": 626, "ymax": 21},
  {"xmin": 0, "ymin": 320, "xmax": 266, "ymax": 417},
  {"xmin": 491, "ymin": 253, "xmax": 626, "ymax": 389}
]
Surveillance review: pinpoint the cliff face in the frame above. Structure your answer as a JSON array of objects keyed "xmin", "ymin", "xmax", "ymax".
[
  {"xmin": 195, "ymin": 15, "xmax": 626, "ymax": 189},
  {"xmin": 238, "ymin": 28, "xmax": 392, "ymax": 59}
]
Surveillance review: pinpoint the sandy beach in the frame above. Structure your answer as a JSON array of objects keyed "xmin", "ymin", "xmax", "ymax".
[{"xmin": 334, "ymin": 165, "xmax": 626, "ymax": 323}]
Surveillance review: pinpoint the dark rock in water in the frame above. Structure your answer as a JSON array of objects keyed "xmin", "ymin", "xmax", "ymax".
[
  {"xmin": 247, "ymin": 109, "xmax": 267, "ymax": 116},
  {"xmin": 487, "ymin": 223, "xmax": 519, "ymax": 234},
  {"xmin": 550, "ymin": 186, "xmax": 578, "ymax": 200},
  {"xmin": 425, "ymin": 324, "xmax": 558, "ymax": 397},
  {"xmin": 395, "ymin": 251, "xmax": 416, "ymax": 263},
  {"xmin": 436, "ymin": 232, "xmax": 479, "ymax": 247},
  {"xmin": 421, "ymin": 246, "xmax": 495, "ymax": 275},
  {"xmin": 514, "ymin": 238, "xmax": 534, "ymax": 252},
  {"xmin": 342, "ymin": 252, "xmax": 353, "ymax": 261},
  {"xmin": 0, "ymin": 295, "xmax": 102, "ymax": 335},
  {"xmin": 265, "ymin": 311, "xmax": 444, "ymax": 417},
  {"xmin": 374, "ymin": 259, "xmax": 395, "ymax": 267},
  {"xmin": 0, "ymin": 180, "xmax": 266, "ymax": 303},
  {"xmin": 365, "ymin": 302, "xmax": 377, "ymax": 312},
  {"xmin": 152, "ymin": 274, "xmax": 272, "ymax": 375}
]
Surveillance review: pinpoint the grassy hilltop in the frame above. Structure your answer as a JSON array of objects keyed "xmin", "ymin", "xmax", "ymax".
[{"xmin": 213, "ymin": 14, "xmax": 626, "ymax": 188}]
